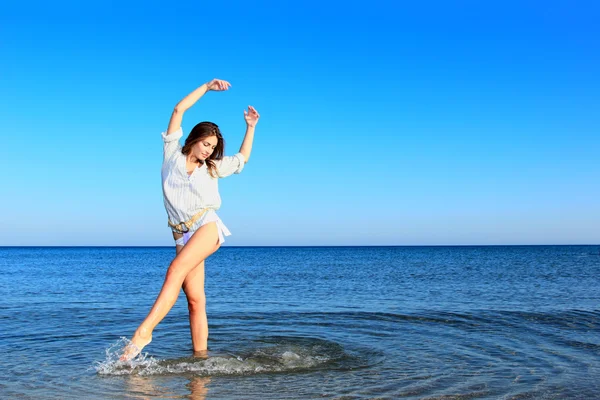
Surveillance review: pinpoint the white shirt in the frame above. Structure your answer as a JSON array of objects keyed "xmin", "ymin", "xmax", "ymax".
[{"xmin": 161, "ymin": 127, "xmax": 246, "ymax": 230}]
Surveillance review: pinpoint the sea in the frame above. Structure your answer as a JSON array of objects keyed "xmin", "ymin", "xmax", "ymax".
[{"xmin": 1, "ymin": 245, "xmax": 599, "ymax": 399}]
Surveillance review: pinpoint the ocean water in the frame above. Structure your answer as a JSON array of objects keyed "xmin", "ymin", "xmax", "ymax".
[{"xmin": 1, "ymin": 245, "xmax": 599, "ymax": 399}]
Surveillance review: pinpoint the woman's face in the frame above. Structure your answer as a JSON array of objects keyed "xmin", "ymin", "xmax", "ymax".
[{"xmin": 193, "ymin": 135, "xmax": 218, "ymax": 161}]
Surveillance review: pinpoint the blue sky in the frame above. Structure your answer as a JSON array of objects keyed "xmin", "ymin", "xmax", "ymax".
[{"xmin": 1, "ymin": 1, "xmax": 599, "ymax": 246}]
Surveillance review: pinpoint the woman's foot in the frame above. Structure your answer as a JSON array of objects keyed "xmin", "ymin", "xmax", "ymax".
[
  {"xmin": 120, "ymin": 330, "xmax": 152, "ymax": 361},
  {"xmin": 192, "ymin": 349, "xmax": 209, "ymax": 359}
]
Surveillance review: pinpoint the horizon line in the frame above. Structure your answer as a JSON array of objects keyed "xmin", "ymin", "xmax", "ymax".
[{"xmin": 1, "ymin": 244, "xmax": 599, "ymax": 248}]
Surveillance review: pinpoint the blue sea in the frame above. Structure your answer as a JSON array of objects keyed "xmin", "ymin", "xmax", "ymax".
[{"xmin": 1, "ymin": 245, "xmax": 599, "ymax": 399}]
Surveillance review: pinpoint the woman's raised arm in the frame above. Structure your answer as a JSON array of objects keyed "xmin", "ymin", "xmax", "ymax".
[
  {"xmin": 239, "ymin": 105, "xmax": 260, "ymax": 162},
  {"xmin": 166, "ymin": 79, "xmax": 231, "ymax": 135}
]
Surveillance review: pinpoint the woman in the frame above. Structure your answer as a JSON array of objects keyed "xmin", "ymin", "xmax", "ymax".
[{"xmin": 121, "ymin": 78, "xmax": 259, "ymax": 361}]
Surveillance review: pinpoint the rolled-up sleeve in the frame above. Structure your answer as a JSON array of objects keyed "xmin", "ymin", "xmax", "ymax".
[
  {"xmin": 216, "ymin": 152, "xmax": 246, "ymax": 177},
  {"xmin": 161, "ymin": 127, "xmax": 183, "ymax": 160}
]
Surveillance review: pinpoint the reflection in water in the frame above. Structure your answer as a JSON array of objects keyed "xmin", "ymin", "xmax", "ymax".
[
  {"xmin": 125, "ymin": 375, "xmax": 172, "ymax": 399},
  {"xmin": 187, "ymin": 376, "xmax": 211, "ymax": 400},
  {"xmin": 123, "ymin": 374, "xmax": 211, "ymax": 399}
]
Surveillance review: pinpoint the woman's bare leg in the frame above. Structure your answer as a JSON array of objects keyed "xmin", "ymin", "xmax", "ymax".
[
  {"xmin": 121, "ymin": 222, "xmax": 219, "ymax": 360},
  {"xmin": 176, "ymin": 240, "xmax": 213, "ymax": 352},
  {"xmin": 182, "ymin": 260, "xmax": 209, "ymax": 351}
]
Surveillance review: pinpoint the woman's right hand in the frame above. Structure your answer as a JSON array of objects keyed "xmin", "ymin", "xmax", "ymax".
[{"xmin": 206, "ymin": 79, "xmax": 231, "ymax": 92}]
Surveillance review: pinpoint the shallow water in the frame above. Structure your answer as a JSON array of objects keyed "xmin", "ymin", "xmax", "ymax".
[{"xmin": 1, "ymin": 246, "xmax": 599, "ymax": 399}]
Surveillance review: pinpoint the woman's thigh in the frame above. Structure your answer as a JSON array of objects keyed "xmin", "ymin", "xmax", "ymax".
[
  {"xmin": 174, "ymin": 223, "xmax": 219, "ymax": 296},
  {"xmin": 170, "ymin": 222, "xmax": 219, "ymax": 273}
]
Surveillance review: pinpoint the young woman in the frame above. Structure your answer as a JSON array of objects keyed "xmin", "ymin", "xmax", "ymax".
[{"xmin": 121, "ymin": 78, "xmax": 260, "ymax": 361}]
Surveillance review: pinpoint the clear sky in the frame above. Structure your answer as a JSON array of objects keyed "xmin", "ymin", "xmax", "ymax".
[{"xmin": 1, "ymin": 1, "xmax": 599, "ymax": 246}]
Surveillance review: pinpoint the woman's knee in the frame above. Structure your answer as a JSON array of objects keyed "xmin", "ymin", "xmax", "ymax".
[
  {"xmin": 166, "ymin": 258, "xmax": 196, "ymax": 280},
  {"xmin": 187, "ymin": 292, "xmax": 206, "ymax": 313}
]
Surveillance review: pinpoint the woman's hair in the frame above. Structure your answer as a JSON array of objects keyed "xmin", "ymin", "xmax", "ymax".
[{"xmin": 181, "ymin": 121, "xmax": 225, "ymax": 178}]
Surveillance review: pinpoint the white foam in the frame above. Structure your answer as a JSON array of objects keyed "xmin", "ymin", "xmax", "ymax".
[
  {"xmin": 94, "ymin": 337, "xmax": 160, "ymax": 376},
  {"xmin": 94, "ymin": 338, "xmax": 334, "ymax": 376}
]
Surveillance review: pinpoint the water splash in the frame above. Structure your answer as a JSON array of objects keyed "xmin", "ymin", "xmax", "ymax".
[
  {"xmin": 94, "ymin": 336, "xmax": 361, "ymax": 376},
  {"xmin": 94, "ymin": 337, "xmax": 160, "ymax": 376}
]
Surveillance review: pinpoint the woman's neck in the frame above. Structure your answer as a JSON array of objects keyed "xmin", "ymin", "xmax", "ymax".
[{"xmin": 186, "ymin": 154, "xmax": 202, "ymax": 165}]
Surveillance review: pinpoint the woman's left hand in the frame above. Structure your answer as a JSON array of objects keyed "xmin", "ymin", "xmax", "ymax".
[
  {"xmin": 206, "ymin": 79, "xmax": 231, "ymax": 91},
  {"xmin": 244, "ymin": 105, "xmax": 260, "ymax": 127}
]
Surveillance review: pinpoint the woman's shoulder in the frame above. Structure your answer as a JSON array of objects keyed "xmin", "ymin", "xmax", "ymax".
[{"xmin": 163, "ymin": 148, "xmax": 185, "ymax": 168}]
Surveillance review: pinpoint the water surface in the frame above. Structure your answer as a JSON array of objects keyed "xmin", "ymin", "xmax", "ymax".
[{"xmin": 1, "ymin": 245, "xmax": 599, "ymax": 399}]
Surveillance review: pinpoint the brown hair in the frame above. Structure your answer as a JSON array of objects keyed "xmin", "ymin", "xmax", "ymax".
[{"xmin": 181, "ymin": 121, "xmax": 225, "ymax": 178}]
